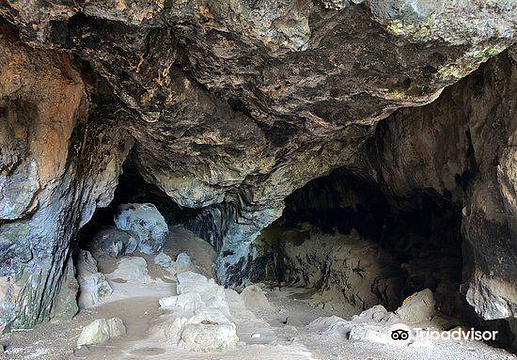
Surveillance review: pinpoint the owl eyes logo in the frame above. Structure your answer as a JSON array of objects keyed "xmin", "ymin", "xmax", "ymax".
[
  {"xmin": 390, "ymin": 328, "xmax": 409, "ymax": 341},
  {"xmin": 388, "ymin": 323, "xmax": 412, "ymax": 345}
]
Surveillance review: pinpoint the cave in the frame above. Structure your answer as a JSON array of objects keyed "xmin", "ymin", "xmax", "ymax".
[
  {"xmin": 256, "ymin": 168, "xmax": 465, "ymax": 313},
  {"xmin": 0, "ymin": 2, "xmax": 516, "ymax": 359}
]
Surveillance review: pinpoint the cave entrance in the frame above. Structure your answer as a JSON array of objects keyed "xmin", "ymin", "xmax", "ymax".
[
  {"xmin": 75, "ymin": 157, "xmax": 218, "ymax": 279},
  {"xmin": 255, "ymin": 167, "xmax": 464, "ymax": 316}
]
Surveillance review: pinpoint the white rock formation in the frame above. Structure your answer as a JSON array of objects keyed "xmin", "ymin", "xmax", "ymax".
[
  {"xmin": 114, "ymin": 203, "xmax": 169, "ymax": 254},
  {"xmin": 175, "ymin": 252, "xmax": 191, "ymax": 274},
  {"xmin": 76, "ymin": 250, "xmax": 112, "ymax": 309},
  {"xmin": 308, "ymin": 289, "xmax": 437, "ymax": 347},
  {"xmin": 153, "ymin": 270, "xmax": 238, "ymax": 351},
  {"xmin": 108, "ymin": 257, "xmax": 151, "ymax": 284},
  {"xmin": 155, "ymin": 252, "xmax": 173, "ymax": 269},
  {"xmin": 240, "ymin": 285, "xmax": 270, "ymax": 311},
  {"xmin": 393, "ymin": 288, "xmax": 435, "ymax": 324},
  {"xmin": 77, "ymin": 317, "xmax": 126, "ymax": 347}
]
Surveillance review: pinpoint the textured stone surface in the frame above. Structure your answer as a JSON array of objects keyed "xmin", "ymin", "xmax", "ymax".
[
  {"xmin": 107, "ymin": 257, "xmax": 151, "ymax": 284},
  {"xmin": 0, "ymin": 23, "xmax": 132, "ymax": 331},
  {"xmin": 154, "ymin": 270, "xmax": 238, "ymax": 351},
  {"xmin": 114, "ymin": 203, "xmax": 169, "ymax": 254},
  {"xmin": 76, "ymin": 250, "xmax": 113, "ymax": 309},
  {"xmin": 90, "ymin": 227, "xmax": 138, "ymax": 258},
  {"xmin": 0, "ymin": 0, "xmax": 515, "ymax": 336},
  {"xmin": 76, "ymin": 317, "xmax": 126, "ymax": 347},
  {"xmin": 155, "ymin": 252, "xmax": 174, "ymax": 269}
]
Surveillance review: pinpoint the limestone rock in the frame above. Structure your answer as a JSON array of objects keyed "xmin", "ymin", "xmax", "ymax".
[
  {"xmin": 0, "ymin": 24, "xmax": 132, "ymax": 330},
  {"xmin": 76, "ymin": 250, "xmax": 112, "ymax": 309},
  {"xmin": 0, "ymin": 0, "xmax": 515, "ymax": 339},
  {"xmin": 50, "ymin": 258, "xmax": 79, "ymax": 320},
  {"xmin": 175, "ymin": 252, "xmax": 192, "ymax": 274},
  {"xmin": 465, "ymin": 271, "xmax": 517, "ymax": 320},
  {"xmin": 155, "ymin": 252, "xmax": 173, "ymax": 270},
  {"xmin": 91, "ymin": 227, "xmax": 138, "ymax": 258},
  {"xmin": 77, "ymin": 318, "xmax": 126, "ymax": 347},
  {"xmin": 394, "ymin": 289, "xmax": 435, "ymax": 324},
  {"xmin": 348, "ymin": 324, "xmax": 393, "ymax": 345},
  {"xmin": 108, "ymin": 257, "xmax": 151, "ymax": 284},
  {"xmin": 240, "ymin": 285, "xmax": 270, "ymax": 311},
  {"xmin": 114, "ymin": 203, "xmax": 169, "ymax": 254},
  {"xmin": 180, "ymin": 308, "xmax": 238, "ymax": 351},
  {"xmin": 154, "ymin": 271, "xmax": 238, "ymax": 350},
  {"xmin": 307, "ymin": 316, "xmax": 350, "ymax": 337},
  {"xmin": 352, "ymin": 305, "xmax": 389, "ymax": 323},
  {"xmin": 0, "ymin": 277, "xmax": 16, "ymax": 333}
]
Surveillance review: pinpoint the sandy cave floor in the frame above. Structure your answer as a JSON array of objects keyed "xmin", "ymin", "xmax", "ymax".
[{"xmin": 1, "ymin": 226, "xmax": 516, "ymax": 360}]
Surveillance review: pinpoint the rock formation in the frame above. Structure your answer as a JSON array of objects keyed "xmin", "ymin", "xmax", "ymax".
[{"xmin": 0, "ymin": 0, "xmax": 515, "ymax": 343}]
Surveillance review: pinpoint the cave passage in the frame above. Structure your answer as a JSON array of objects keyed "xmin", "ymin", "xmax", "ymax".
[
  {"xmin": 74, "ymin": 150, "xmax": 515, "ymax": 349},
  {"xmin": 254, "ymin": 167, "xmax": 465, "ymax": 316},
  {"xmin": 79, "ymin": 160, "xmax": 465, "ymax": 317}
]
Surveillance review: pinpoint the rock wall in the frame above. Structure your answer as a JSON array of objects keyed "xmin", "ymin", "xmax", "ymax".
[
  {"xmin": 0, "ymin": 0, "xmax": 515, "ymax": 332},
  {"xmin": 373, "ymin": 48, "xmax": 517, "ymax": 323},
  {"xmin": 0, "ymin": 24, "xmax": 132, "ymax": 330}
]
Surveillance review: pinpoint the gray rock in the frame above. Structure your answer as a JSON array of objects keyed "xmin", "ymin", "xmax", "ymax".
[
  {"xmin": 77, "ymin": 250, "xmax": 113, "ymax": 309},
  {"xmin": 154, "ymin": 252, "xmax": 173, "ymax": 269},
  {"xmin": 77, "ymin": 318, "xmax": 126, "ymax": 347},
  {"xmin": 107, "ymin": 257, "xmax": 151, "ymax": 284},
  {"xmin": 176, "ymin": 253, "xmax": 192, "ymax": 274},
  {"xmin": 240, "ymin": 285, "xmax": 270, "ymax": 311},
  {"xmin": 91, "ymin": 226, "xmax": 138, "ymax": 258},
  {"xmin": 114, "ymin": 203, "xmax": 169, "ymax": 254},
  {"xmin": 352, "ymin": 305, "xmax": 389, "ymax": 323}
]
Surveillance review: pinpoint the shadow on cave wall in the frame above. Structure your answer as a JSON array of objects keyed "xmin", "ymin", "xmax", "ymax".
[
  {"xmin": 77, "ymin": 155, "xmax": 235, "ymax": 253},
  {"xmin": 254, "ymin": 167, "xmax": 464, "ymax": 314}
]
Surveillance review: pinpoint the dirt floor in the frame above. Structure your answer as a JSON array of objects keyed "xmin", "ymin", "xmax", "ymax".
[{"xmin": 1, "ymin": 226, "xmax": 515, "ymax": 360}]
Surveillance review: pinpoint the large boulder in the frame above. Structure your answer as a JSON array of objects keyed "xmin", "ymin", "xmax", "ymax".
[
  {"xmin": 179, "ymin": 308, "xmax": 239, "ymax": 351},
  {"xmin": 114, "ymin": 203, "xmax": 169, "ymax": 254},
  {"xmin": 393, "ymin": 289, "xmax": 435, "ymax": 324},
  {"xmin": 77, "ymin": 318, "xmax": 126, "ymax": 347},
  {"xmin": 153, "ymin": 271, "xmax": 238, "ymax": 351},
  {"xmin": 90, "ymin": 226, "xmax": 138, "ymax": 258}
]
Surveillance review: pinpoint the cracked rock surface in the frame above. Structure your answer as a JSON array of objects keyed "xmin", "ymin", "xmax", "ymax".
[{"xmin": 0, "ymin": 0, "xmax": 515, "ymax": 339}]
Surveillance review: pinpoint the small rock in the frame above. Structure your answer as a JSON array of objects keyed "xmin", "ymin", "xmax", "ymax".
[
  {"xmin": 114, "ymin": 203, "xmax": 169, "ymax": 254},
  {"xmin": 394, "ymin": 289, "xmax": 435, "ymax": 323},
  {"xmin": 77, "ymin": 318, "xmax": 126, "ymax": 347},
  {"xmin": 352, "ymin": 304, "xmax": 388, "ymax": 323},
  {"xmin": 154, "ymin": 252, "xmax": 173, "ymax": 269},
  {"xmin": 240, "ymin": 285, "xmax": 270, "ymax": 311},
  {"xmin": 180, "ymin": 308, "xmax": 238, "ymax": 351},
  {"xmin": 348, "ymin": 324, "xmax": 391, "ymax": 345},
  {"xmin": 176, "ymin": 252, "xmax": 191, "ymax": 274},
  {"xmin": 159, "ymin": 292, "xmax": 204, "ymax": 312}
]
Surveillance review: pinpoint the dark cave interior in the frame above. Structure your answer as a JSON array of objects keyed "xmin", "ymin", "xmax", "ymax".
[{"xmin": 76, "ymin": 158, "xmax": 515, "ymax": 346}]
